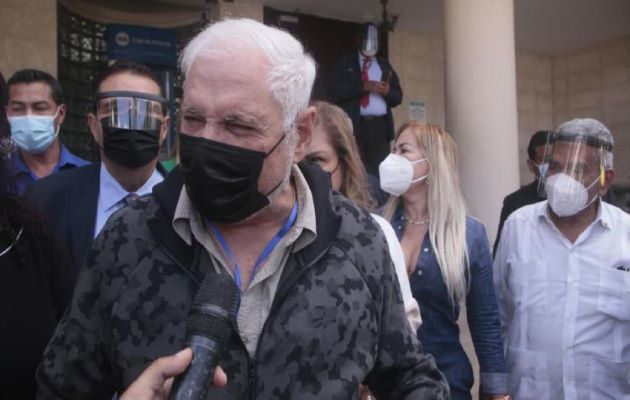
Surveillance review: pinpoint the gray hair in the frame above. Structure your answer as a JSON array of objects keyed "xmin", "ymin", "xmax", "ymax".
[
  {"xmin": 554, "ymin": 118, "xmax": 614, "ymax": 169},
  {"xmin": 180, "ymin": 18, "xmax": 316, "ymax": 132}
]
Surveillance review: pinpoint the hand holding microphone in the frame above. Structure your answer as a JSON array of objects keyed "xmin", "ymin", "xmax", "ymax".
[{"xmin": 120, "ymin": 349, "xmax": 227, "ymax": 400}]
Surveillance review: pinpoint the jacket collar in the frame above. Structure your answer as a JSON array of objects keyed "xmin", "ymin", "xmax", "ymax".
[{"xmin": 149, "ymin": 162, "xmax": 340, "ymax": 283}]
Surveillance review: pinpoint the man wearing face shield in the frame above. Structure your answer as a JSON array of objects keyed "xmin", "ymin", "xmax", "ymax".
[
  {"xmin": 6, "ymin": 69, "xmax": 89, "ymax": 195},
  {"xmin": 329, "ymin": 23, "xmax": 403, "ymax": 176},
  {"xmin": 494, "ymin": 118, "xmax": 630, "ymax": 399},
  {"xmin": 28, "ymin": 61, "xmax": 169, "ymax": 271}
]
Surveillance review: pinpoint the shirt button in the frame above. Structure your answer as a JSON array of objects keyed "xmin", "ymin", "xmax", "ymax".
[
  {"xmin": 423, "ymin": 248, "xmax": 429, "ymax": 252},
  {"xmin": 417, "ymin": 269, "xmax": 423, "ymax": 276}
]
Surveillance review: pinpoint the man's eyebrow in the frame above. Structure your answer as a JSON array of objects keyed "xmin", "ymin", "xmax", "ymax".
[
  {"xmin": 223, "ymin": 114, "xmax": 260, "ymax": 125},
  {"xmin": 32, "ymin": 101, "xmax": 52, "ymax": 108},
  {"xmin": 181, "ymin": 106, "xmax": 202, "ymax": 116}
]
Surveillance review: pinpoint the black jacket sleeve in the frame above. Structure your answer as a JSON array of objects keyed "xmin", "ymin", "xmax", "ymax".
[
  {"xmin": 328, "ymin": 55, "xmax": 365, "ymax": 103},
  {"xmin": 381, "ymin": 58, "xmax": 403, "ymax": 108}
]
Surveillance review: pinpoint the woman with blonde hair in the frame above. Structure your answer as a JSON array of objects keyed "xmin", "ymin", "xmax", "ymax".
[
  {"xmin": 380, "ymin": 122, "xmax": 509, "ymax": 400},
  {"xmin": 306, "ymin": 100, "xmax": 421, "ymax": 331}
]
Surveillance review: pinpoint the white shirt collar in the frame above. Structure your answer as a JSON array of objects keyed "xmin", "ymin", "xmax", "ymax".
[{"xmin": 99, "ymin": 161, "xmax": 162, "ymax": 211}]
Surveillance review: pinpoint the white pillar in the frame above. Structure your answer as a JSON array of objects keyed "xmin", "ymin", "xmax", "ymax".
[{"xmin": 444, "ymin": 0, "xmax": 520, "ymax": 242}]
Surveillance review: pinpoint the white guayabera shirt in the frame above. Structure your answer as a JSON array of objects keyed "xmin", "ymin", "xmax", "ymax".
[{"xmin": 494, "ymin": 200, "xmax": 630, "ymax": 400}]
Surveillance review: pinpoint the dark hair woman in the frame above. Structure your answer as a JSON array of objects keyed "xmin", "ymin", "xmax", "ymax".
[{"xmin": 0, "ymin": 137, "xmax": 76, "ymax": 399}]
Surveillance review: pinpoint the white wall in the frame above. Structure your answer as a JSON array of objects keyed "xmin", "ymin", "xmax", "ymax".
[
  {"xmin": 388, "ymin": 29, "xmax": 630, "ymax": 186},
  {"xmin": 553, "ymin": 36, "xmax": 630, "ymax": 184},
  {"xmin": 0, "ymin": 0, "xmax": 57, "ymax": 77}
]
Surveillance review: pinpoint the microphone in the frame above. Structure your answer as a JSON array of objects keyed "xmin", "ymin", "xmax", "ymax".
[{"xmin": 170, "ymin": 273, "xmax": 240, "ymax": 400}]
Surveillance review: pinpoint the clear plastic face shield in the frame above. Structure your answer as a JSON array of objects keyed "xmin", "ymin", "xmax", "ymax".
[
  {"xmin": 360, "ymin": 24, "xmax": 379, "ymax": 57},
  {"xmin": 538, "ymin": 133, "xmax": 612, "ymax": 216},
  {"xmin": 94, "ymin": 90, "xmax": 167, "ymax": 132}
]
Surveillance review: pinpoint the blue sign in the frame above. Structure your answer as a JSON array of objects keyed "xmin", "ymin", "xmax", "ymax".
[{"xmin": 107, "ymin": 24, "xmax": 177, "ymax": 67}]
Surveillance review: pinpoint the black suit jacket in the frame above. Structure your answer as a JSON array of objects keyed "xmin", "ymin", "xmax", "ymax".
[
  {"xmin": 27, "ymin": 163, "xmax": 167, "ymax": 271},
  {"xmin": 493, "ymin": 180, "xmax": 544, "ymax": 254},
  {"xmin": 327, "ymin": 53, "xmax": 402, "ymax": 141}
]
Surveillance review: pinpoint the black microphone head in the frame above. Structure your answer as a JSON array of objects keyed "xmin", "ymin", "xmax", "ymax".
[{"xmin": 186, "ymin": 273, "xmax": 240, "ymax": 343}]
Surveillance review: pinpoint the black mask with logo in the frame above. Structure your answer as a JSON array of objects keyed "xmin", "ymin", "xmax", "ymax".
[
  {"xmin": 178, "ymin": 132, "xmax": 286, "ymax": 224},
  {"xmin": 102, "ymin": 125, "xmax": 162, "ymax": 168}
]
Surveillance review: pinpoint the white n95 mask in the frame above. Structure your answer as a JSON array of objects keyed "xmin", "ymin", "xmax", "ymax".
[
  {"xmin": 379, "ymin": 154, "xmax": 428, "ymax": 196},
  {"xmin": 545, "ymin": 173, "xmax": 598, "ymax": 217}
]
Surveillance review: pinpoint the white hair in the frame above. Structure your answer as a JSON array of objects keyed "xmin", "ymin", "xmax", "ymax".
[
  {"xmin": 180, "ymin": 18, "xmax": 316, "ymax": 132},
  {"xmin": 555, "ymin": 118, "xmax": 614, "ymax": 169}
]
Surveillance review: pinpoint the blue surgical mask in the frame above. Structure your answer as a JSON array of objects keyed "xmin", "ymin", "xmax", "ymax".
[{"xmin": 9, "ymin": 107, "xmax": 60, "ymax": 154}]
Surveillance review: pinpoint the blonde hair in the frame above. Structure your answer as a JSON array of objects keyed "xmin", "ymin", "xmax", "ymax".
[
  {"xmin": 311, "ymin": 101, "xmax": 376, "ymax": 210},
  {"xmin": 383, "ymin": 122, "xmax": 469, "ymax": 305}
]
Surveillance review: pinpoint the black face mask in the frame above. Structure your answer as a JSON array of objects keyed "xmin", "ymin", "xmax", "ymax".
[
  {"xmin": 102, "ymin": 127, "xmax": 161, "ymax": 168},
  {"xmin": 178, "ymin": 132, "xmax": 286, "ymax": 224}
]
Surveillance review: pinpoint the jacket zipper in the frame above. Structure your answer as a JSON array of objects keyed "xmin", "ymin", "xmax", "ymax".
[{"xmin": 248, "ymin": 244, "xmax": 332, "ymax": 399}]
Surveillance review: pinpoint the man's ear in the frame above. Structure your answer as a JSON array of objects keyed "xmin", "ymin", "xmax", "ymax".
[
  {"xmin": 56, "ymin": 104, "xmax": 67, "ymax": 125},
  {"xmin": 526, "ymin": 159, "xmax": 538, "ymax": 178},
  {"xmin": 87, "ymin": 113, "xmax": 102, "ymax": 146},
  {"xmin": 293, "ymin": 106, "xmax": 316, "ymax": 163},
  {"xmin": 599, "ymin": 169, "xmax": 615, "ymax": 197},
  {"xmin": 159, "ymin": 115, "xmax": 170, "ymax": 144}
]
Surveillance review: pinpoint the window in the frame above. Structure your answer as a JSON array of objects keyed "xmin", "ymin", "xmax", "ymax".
[{"xmin": 57, "ymin": 4, "xmax": 107, "ymax": 161}]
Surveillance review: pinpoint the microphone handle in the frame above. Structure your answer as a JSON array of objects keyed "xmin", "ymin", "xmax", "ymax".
[{"xmin": 169, "ymin": 335, "xmax": 221, "ymax": 400}]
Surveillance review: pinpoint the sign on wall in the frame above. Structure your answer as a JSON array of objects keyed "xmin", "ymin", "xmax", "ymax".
[
  {"xmin": 409, "ymin": 101, "xmax": 427, "ymax": 122},
  {"xmin": 106, "ymin": 24, "xmax": 177, "ymax": 67}
]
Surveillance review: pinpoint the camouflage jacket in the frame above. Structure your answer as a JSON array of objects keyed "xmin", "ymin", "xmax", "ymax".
[{"xmin": 36, "ymin": 163, "xmax": 448, "ymax": 399}]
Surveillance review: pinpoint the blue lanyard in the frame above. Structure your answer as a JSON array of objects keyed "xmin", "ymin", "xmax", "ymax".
[{"xmin": 208, "ymin": 201, "xmax": 298, "ymax": 292}]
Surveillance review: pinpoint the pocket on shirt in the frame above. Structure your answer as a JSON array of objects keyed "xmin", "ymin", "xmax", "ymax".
[
  {"xmin": 508, "ymin": 260, "xmax": 548, "ymax": 311},
  {"xmin": 506, "ymin": 347, "xmax": 551, "ymax": 399},
  {"xmin": 588, "ymin": 357, "xmax": 630, "ymax": 399},
  {"xmin": 597, "ymin": 268, "xmax": 630, "ymax": 321}
]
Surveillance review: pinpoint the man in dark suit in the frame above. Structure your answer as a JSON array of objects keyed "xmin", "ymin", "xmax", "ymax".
[
  {"xmin": 328, "ymin": 23, "xmax": 402, "ymax": 176},
  {"xmin": 494, "ymin": 130, "xmax": 549, "ymax": 254},
  {"xmin": 28, "ymin": 61, "xmax": 169, "ymax": 270}
]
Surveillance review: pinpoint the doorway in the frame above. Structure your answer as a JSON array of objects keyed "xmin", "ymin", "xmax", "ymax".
[{"xmin": 264, "ymin": 8, "xmax": 363, "ymax": 101}]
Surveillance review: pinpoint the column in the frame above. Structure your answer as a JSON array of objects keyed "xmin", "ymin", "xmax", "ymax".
[{"xmin": 444, "ymin": 0, "xmax": 520, "ymax": 241}]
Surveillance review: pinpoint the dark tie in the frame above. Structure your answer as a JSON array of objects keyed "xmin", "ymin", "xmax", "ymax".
[{"xmin": 360, "ymin": 57, "xmax": 372, "ymax": 108}]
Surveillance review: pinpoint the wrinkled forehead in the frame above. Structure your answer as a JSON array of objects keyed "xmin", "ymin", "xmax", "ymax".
[
  {"xmin": 182, "ymin": 51, "xmax": 281, "ymax": 120},
  {"xmin": 185, "ymin": 47, "xmax": 272, "ymax": 92}
]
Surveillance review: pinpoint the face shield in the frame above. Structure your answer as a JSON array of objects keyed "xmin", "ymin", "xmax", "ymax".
[
  {"xmin": 94, "ymin": 91, "xmax": 168, "ymax": 168},
  {"xmin": 538, "ymin": 133, "xmax": 611, "ymax": 215},
  {"xmin": 360, "ymin": 24, "xmax": 379, "ymax": 57},
  {"xmin": 94, "ymin": 90, "xmax": 167, "ymax": 132}
]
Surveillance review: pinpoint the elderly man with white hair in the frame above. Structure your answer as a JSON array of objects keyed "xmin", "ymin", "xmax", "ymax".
[
  {"xmin": 494, "ymin": 118, "xmax": 630, "ymax": 399},
  {"xmin": 36, "ymin": 19, "xmax": 448, "ymax": 399}
]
